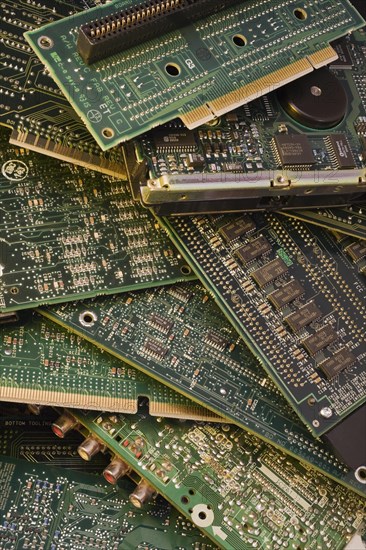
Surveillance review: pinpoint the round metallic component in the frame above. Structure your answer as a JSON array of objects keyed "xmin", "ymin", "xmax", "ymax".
[
  {"xmin": 103, "ymin": 457, "xmax": 131, "ymax": 485},
  {"xmin": 355, "ymin": 466, "xmax": 366, "ymax": 485},
  {"xmin": 320, "ymin": 407, "xmax": 333, "ymax": 419},
  {"xmin": 77, "ymin": 436, "xmax": 102, "ymax": 461},
  {"xmin": 79, "ymin": 310, "xmax": 97, "ymax": 327},
  {"xmin": 129, "ymin": 480, "xmax": 156, "ymax": 508},
  {"xmin": 52, "ymin": 412, "xmax": 78, "ymax": 438},
  {"xmin": 277, "ymin": 68, "xmax": 347, "ymax": 129}
]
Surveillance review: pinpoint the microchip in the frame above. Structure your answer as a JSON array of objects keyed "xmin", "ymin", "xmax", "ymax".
[
  {"xmin": 142, "ymin": 339, "xmax": 168, "ymax": 359},
  {"xmin": 272, "ymin": 134, "xmax": 315, "ymax": 168},
  {"xmin": 251, "ymin": 257, "xmax": 288, "ymax": 288},
  {"xmin": 330, "ymin": 39, "xmax": 353, "ymax": 69},
  {"xmin": 149, "ymin": 313, "xmax": 173, "ymax": 333},
  {"xmin": 284, "ymin": 301, "xmax": 322, "ymax": 332},
  {"xmin": 186, "ymin": 154, "xmax": 205, "ymax": 169},
  {"xmin": 268, "ymin": 280, "xmax": 304, "ymax": 309},
  {"xmin": 301, "ymin": 324, "xmax": 338, "ymax": 355},
  {"xmin": 344, "ymin": 241, "xmax": 366, "ymax": 262},
  {"xmin": 166, "ymin": 287, "xmax": 192, "ymax": 303},
  {"xmin": 204, "ymin": 331, "xmax": 228, "ymax": 351},
  {"xmin": 235, "ymin": 236, "xmax": 272, "ymax": 265},
  {"xmin": 318, "ymin": 348, "xmax": 356, "ymax": 380},
  {"xmin": 220, "ymin": 216, "xmax": 256, "ymax": 243},
  {"xmin": 153, "ymin": 128, "xmax": 196, "ymax": 152},
  {"xmin": 325, "ymin": 134, "xmax": 356, "ymax": 169}
]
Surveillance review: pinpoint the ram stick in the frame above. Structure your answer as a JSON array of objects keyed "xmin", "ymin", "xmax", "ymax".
[
  {"xmin": 41, "ymin": 282, "xmax": 366, "ymax": 496},
  {"xmin": 55, "ymin": 407, "xmax": 366, "ymax": 550},
  {"xmin": 159, "ymin": 213, "xmax": 366, "ymax": 438},
  {"xmin": 0, "ymin": 130, "xmax": 193, "ymax": 312},
  {"xmin": 25, "ymin": 0, "xmax": 365, "ymax": 149}
]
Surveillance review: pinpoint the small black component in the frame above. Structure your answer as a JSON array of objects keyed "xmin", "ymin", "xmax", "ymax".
[
  {"xmin": 235, "ymin": 236, "xmax": 272, "ymax": 265},
  {"xmin": 251, "ymin": 257, "xmax": 288, "ymax": 288},
  {"xmin": 154, "ymin": 129, "xmax": 196, "ymax": 153},
  {"xmin": 204, "ymin": 331, "xmax": 228, "ymax": 351},
  {"xmin": 330, "ymin": 39, "xmax": 353, "ymax": 69},
  {"xmin": 325, "ymin": 134, "xmax": 356, "ymax": 169},
  {"xmin": 222, "ymin": 162, "xmax": 244, "ymax": 172},
  {"xmin": 0, "ymin": 312, "xmax": 19, "ymax": 325},
  {"xmin": 166, "ymin": 286, "xmax": 192, "ymax": 303},
  {"xmin": 323, "ymin": 403, "xmax": 366, "ymax": 470},
  {"xmin": 220, "ymin": 216, "xmax": 256, "ymax": 243},
  {"xmin": 186, "ymin": 154, "xmax": 205, "ymax": 169},
  {"xmin": 277, "ymin": 68, "xmax": 348, "ymax": 129},
  {"xmin": 143, "ymin": 339, "xmax": 168, "ymax": 359},
  {"xmin": 344, "ymin": 240, "xmax": 366, "ymax": 262},
  {"xmin": 268, "ymin": 279, "xmax": 304, "ymax": 309},
  {"xmin": 318, "ymin": 348, "xmax": 356, "ymax": 380},
  {"xmin": 77, "ymin": 0, "xmax": 244, "ymax": 64},
  {"xmin": 284, "ymin": 301, "xmax": 322, "ymax": 332},
  {"xmin": 272, "ymin": 134, "xmax": 315, "ymax": 168},
  {"xmin": 149, "ymin": 313, "xmax": 173, "ymax": 333},
  {"xmin": 301, "ymin": 324, "xmax": 338, "ymax": 355}
]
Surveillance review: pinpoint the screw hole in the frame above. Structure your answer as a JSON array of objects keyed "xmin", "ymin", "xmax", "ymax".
[
  {"xmin": 38, "ymin": 36, "xmax": 54, "ymax": 49},
  {"xmin": 102, "ymin": 128, "xmax": 114, "ymax": 139},
  {"xmin": 180, "ymin": 265, "xmax": 192, "ymax": 276},
  {"xmin": 181, "ymin": 496, "xmax": 189, "ymax": 504},
  {"xmin": 198, "ymin": 511, "xmax": 207, "ymax": 520},
  {"xmin": 165, "ymin": 63, "xmax": 180, "ymax": 77},
  {"xmin": 188, "ymin": 489, "xmax": 195, "ymax": 495},
  {"xmin": 10, "ymin": 287, "xmax": 19, "ymax": 295},
  {"xmin": 232, "ymin": 34, "xmax": 247, "ymax": 47},
  {"xmin": 79, "ymin": 311, "xmax": 97, "ymax": 327},
  {"xmin": 355, "ymin": 466, "xmax": 366, "ymax": 484},
  {"xmin": 294, "ymin": 8, "xmax": 307, "ymax": 20}
]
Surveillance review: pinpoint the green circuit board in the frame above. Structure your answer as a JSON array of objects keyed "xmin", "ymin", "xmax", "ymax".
[
  {"xmin": 0, "ymin": 130, "xmax": 193, "ymax": 312},
  {"xmin": 24, "ymin": 0, "xmax": 365, "ymax": 150},
  {"xmin": 0, "ymin": 312, "xmax": 218, "ymax": 421},
  {"xmin": 1, "ymin": 0, "xmax": 127, "ymax": 178},
  {"xmin": 63, "ymin": 407, "xmax": 366, "ymax": 550},
  {"xmin": 41, "ymin": 282, "xmax": 366, "ymax": 497},
  {"xmin": 161, "ymin": 214, "xmax": 366, "ymax": 438},
  {"xmin": 284, "ymin": 205, "xmax": 366, "ymax": 241},
  {"xmin": 0, "ymin": 455, "xmax": 214, "ymax": 550}
]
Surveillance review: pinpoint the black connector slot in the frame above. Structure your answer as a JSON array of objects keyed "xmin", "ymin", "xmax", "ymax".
[
  {"xmin": 0, "ymin": 312, "xmax": 19, "ymax": 325},
  {"xmin": 77, "ymin": 0, "xmax": 243, "ymax": 64}
]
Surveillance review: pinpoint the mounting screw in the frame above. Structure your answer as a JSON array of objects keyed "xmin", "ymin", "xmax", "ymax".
[{"xmin": 320, "ymin": 407, "xmax": 333, "ymax": 419}]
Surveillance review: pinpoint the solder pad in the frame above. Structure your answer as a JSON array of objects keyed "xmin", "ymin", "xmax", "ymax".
[
  {"xmin": 0, "ymin": 130, "xmax": 193, "ymax": 312},
  {"xmin": 24, "ymin": 0, "xmax": 365, "ymax": 149},
  {"xmin": 65, "ymin": 407, "xmax": 366, "ymax": 550},
  {"xmin": 160, "ymin": 213, "xmax": 366, "ymax": 437},
  {"xmin": 42, "ymin": 282, "xmax": 366, "ymax": 496}
]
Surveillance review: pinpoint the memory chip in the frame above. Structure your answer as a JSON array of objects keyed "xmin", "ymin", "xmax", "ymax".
[
  {"xmin": 268, "ymin": 280, "xmax": 304, "ymax": 309},
  {"xmin": 149, "ymin": 313, "xmax": 173, "ymax": 334},
  {"xmin": 302, "ymin": 324, "xmax": 338, "ymax": 355},
  {"xmin": 143, "ymin": 340, "xmax": 168, "ymax": 359},
  {"xmin": 284, "ymin": 302, "xmax": 322, "ymax": 332},
  {"xmin": 344, "ymin": 241, "xmax": 366, "ymax": 262},
  {"xmin": 251, "ymin": 257, "xmax": 288, "ymax": 288},
  {"xmin": 153, "ymin": 129, "xmax": 196, "ymax": 153},
  {"xmin": 330, "ymin": 39, "xmax": 353, "ymax": 69},
  {"xmin": 272, "ymin": 135, "xmax": 315, "ymax": 168},
  {"xmin": 325, "ymin": 134, "xmax": 356, "ymax": 169},
  {"xmin": 236, "ymin": 236, "xmax": 272, "ymax": 265},
  {"xmin": 204, "ymin": 331, "xmax": 228, "ymax": 351},
  {"xmin": 220, "ymin": 216, "xmax": 256, "ymax": 243},
  {"xmin": 166, "ymin": 286, "xmax": 192, "ymax": 303},
  {"xmin": 318, "ymin": 348, "xmax": 356, "ymax": 380}
]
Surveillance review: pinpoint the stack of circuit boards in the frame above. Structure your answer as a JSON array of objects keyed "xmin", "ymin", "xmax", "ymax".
[{"xmin": 0, "ymin": 1, "xmax": 366, "ymax": 549}]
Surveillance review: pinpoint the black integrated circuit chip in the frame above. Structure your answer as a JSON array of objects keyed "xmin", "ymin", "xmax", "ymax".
[
  {"xmin": 268, "ymin": 279, "xmax": 304, "ymax": 309},
  {"xmin": 272, "ymin": 134, "xmax": 315, "ymax": 168},
  {"xmin": 325, "ymin": 134, "xmax": 356, "ymax": 169},
  {"xmin": 301, "ymin": 324, "xmax": 338, "ymax": 355},
  {"xmin": 204, "ymin": 331, "xmax": 228, "ymax": 351},
  {"xmin": 344, "ymin": 241, "xmax": 366, "ymax": 262},
  {"xmin": 235, "ymin": 236, "xmax": 272, "ymax": 265},
  {"xmin": 330, "ymin": 39, "xmax": 353, "ymax": 69},
  {"xmin": 149, "ymin": 313, "xmax": 174, "ymax": 333},
  {"xmin": 153, "ymin": 128, "xmax": 196, "ymax": 152},
  {"xmin": 142, "ymin": 339, "xmax": 168, "ymax": 359},
  {"xmin": 284, "ymin": 301, "xmax": 322, "ymax": 332},
  {"xmin": 251, "ymin": 257, "xmax": 288, "ymax": 288},
  {"xmin": 220, "ymin": 216, "xmax": 256, "ymax": 243},
  {"xmin": 166, "ymin": 287, "xmax": 192, "ymax": 303},
  {"xmin": 318, "ymin": 348, "xmax": 356, "ymax": 380}
]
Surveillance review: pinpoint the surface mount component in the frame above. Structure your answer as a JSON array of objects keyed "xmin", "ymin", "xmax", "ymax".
[
  {"xmin": 0, "ymin": 130, "xmax": 193, "ymax": 312},
  {"xmin": 42, "ymin": 282, "xmax": 366, "ymax": 496},
  {"xmin": 160, "ymin": 213, "xmax": 366, "ymax": 438},
  {"xmin": 25, "ymin": 0, "xmax": 365, "ymax": 149},
  {"xmin": 0, "ymin": 0, "xmax": 127, "ymax": 178},
  {"xmin": 60, "ymin": 407, "xmax": 366, "ymax": 550},
  {"xmin": 0, "ymin": 311, "xmax": 218, "ymax": 421},
  {"xmin": 0, "ymin": 455, "xmax": 212, "ymax": 549}
]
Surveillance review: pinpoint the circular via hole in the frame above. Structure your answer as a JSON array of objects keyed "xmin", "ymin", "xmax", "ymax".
[
  {"xmin": 180, "ymin": 265, "xmax": 192, "ymax": 276},
  {"xmin": 198, "ymin": 511, "xmax": 207, "ymax": 520},
  {"xmin": 165, "ymin": 63, "xmax": 181, "ymax": 77},
  {"xmin": 188, "ymin": 489, "xmax": 195, "ymax": 495},
  {"xmin": 307, "ymin": 397, "xmax": 316, "ymax": 406},
  {"xmin": 38, "ymin": 36, "xmax": 54, "ymax": 49},
  {"xmin": 79, "ymin": 310, "xmax": 97, "ymax": 327},
  {"xmin": 232, "ymin": 34, "xmax": 247, "ymax": 47},
  {"xmin": 181, "ymin": 495, "xmax": 189, "ymax": 504},
  {"xmin": 102, "ymin": 127, "xmax": 114, "ymax": 139},
  {"xmin": 355, "ymin": 466, "xmax": 366, "ymax": 485},
  {"xmin": 294, "ymin": 8, "xmax": 307, "ymax": 20},
  {"xmin": 10, "ymin": 287, "xmax": 19, "ymax": 295}
]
